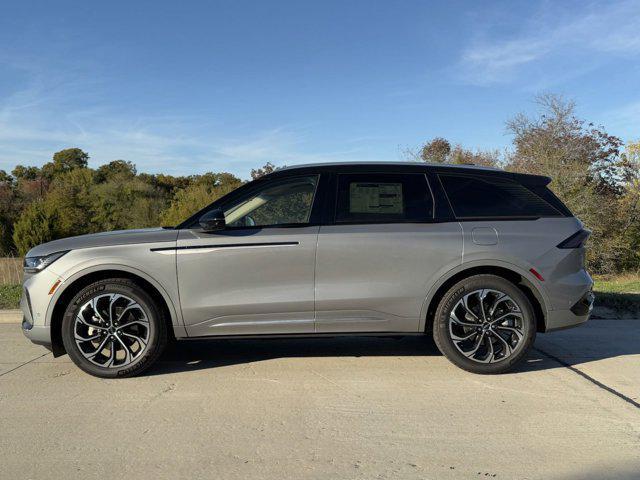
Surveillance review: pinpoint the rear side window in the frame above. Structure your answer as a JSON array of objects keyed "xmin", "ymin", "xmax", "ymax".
[
  {"xmin": 439, "ymin": 174, "xmax": 562, "ymax": 219},
  {"xmin": 335, "ymin": 173, "xmax": 433, "ymax": 223}
]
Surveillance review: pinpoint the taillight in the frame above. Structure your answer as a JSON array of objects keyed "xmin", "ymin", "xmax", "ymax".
[{"xmin": 557, "ymin": 229, "xmax": 591, "ymax": 249}]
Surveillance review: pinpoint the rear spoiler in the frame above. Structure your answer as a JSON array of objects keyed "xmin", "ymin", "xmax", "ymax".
[{"xmin": 510, "ymin": 172, "xmax": 552, "ymax": 186}]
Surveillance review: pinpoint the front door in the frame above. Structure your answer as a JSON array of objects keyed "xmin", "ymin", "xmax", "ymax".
[{"xmin": 177, "ymin": 174, "xmax": 320, "ymax": 337}]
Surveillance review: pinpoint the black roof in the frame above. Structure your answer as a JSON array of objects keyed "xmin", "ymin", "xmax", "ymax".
[{"xmin": 270, "ymin": 161, "xmax": 551, "ymax": 186}]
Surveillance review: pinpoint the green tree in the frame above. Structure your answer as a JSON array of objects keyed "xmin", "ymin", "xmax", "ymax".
[
  {"xmin": 42, "ymin": 168, "xmax": 96, "ymax": 238},
  {"xmin": 618, "ymin": 142, "xmax": 640, "ymax": 271},
  {"xmin": 161, "ymin": 172, "xmax": 243, "ymax": 226},
  {"xmin": 95, "ymin": 160, "xmax": 137, "ymax": 183},
  {"xmin": 138, "ymin": 173, "xmax": 193, "ymax": 194},
  {"xmin": 41, "ymin": 148, "xmax": 89, "ymax": 180},
  {"xmin": 92, "ymin": 176, "xmax": 167, "ymax": 231},
  {"xmin": 12, "ymin": 201, "xmax": 57, "ymax": 255},
  {"xmin": 12, "ymin": 165, "xmax": 40, "ymax": 181},
  {"xmin": 0, "ymin": 182, "xmax": 17, "ymax": 254}
]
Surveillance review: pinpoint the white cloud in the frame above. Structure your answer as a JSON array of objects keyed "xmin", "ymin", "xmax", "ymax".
[
  {"xmin": 0, "ymin": 63, "xmax": 376, "ymax": 179},
  {"xmin": 457, "ymin": 0, "xmax": 640, "ymax": 86},
  {"xmin": 0, "ymin": 110, "xmax": 374, "ymax": 178}
]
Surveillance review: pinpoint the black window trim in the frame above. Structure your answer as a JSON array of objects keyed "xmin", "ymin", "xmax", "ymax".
[
  {"xmin": 331, "ymin": 171, "xmax": 436, "ymax": 226},
  {"xmin": 180, "ymin": 172, "xmax": 325, "ymax": 231},
  {"xmin": 176, "ymin": 165, "xmax": 569, "ymax": 230}
]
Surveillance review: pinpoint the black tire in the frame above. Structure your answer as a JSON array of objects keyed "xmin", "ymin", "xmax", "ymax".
[
  {"xmin": 61, "ymin": 278, "xmax": 168, "ymax": 378},
  {"xmin": 432, "ymin": 274, "xmax": 536, "ymax": 374}
]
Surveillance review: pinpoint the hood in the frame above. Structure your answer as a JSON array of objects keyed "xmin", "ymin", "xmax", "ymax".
[{"xmin": 26, "ymin": 228, "xmax": 179, "ymax": 257}]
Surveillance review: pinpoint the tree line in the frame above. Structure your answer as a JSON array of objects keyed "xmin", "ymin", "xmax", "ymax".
[
  {"xmin": 0, "ymin": 150, "xmax": 269, "ymax": 256},
  {"xmin": 406, "ymin": 94, "xmax": 640, "ymax": 274},
  {"xmin": 0, "ymin": 93, "xmax": 638, "ymax": 274}
]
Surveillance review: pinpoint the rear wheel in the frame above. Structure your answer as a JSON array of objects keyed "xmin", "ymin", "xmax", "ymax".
[
  {"xmin": 433, "ymin": 274, "xmax": 536, "ymax": 374},
  {"xmin": 61, "ymin": 278, "xmax": 167, "ymax": 378}
]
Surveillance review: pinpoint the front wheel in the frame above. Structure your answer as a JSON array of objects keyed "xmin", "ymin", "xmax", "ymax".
[
  {"xmin": 433, "ymin": 274, "xmax": 536, "ymax": 374},
  {"xmin": 61, "ymin": 278, "xmax": 168, "ymax": 378}
]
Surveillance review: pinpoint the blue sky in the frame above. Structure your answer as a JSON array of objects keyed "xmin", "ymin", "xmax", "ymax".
[{"xmin": 1, "ymin": 0, "xmax": 639, "ymax": 179}]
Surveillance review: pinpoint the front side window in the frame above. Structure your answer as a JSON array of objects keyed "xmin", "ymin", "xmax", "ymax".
[
  {"xmin": 439, "ymin": 174, "xmax": 562, "ymax": 219},
  {"xmin": 335, "ymin": 173, "xmax": 433, "ymax": 223},
  {"xmin": 224, "ymin": 175, "xmax": 318, "ymax": 227}
]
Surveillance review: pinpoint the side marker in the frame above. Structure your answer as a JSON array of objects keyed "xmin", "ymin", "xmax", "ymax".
[{"xmin": 529, "ymin": 268, "xmax": 544, "ymax": 282}]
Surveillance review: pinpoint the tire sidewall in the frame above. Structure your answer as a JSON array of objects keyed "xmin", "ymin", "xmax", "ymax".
[
  {"xmin": 61, "ymin": 279, "xmax": 165, "ymax": 378},
  {"xmin": 433, "ymin": 275, "xmax": 536, "ymax": 374}
]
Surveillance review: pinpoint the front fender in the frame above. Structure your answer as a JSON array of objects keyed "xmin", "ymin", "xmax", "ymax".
[{"xmin": 46, "ymin": 247, "xmax": 183, "ymax": 329}]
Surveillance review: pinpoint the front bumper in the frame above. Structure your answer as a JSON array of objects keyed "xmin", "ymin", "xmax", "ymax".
[
  {"xmin": 545, "ymin": 291, "xmax": 594, "ymax": 332},
  {"xmin": 20, "ymin": 269, "xmax": 59, "ymax": 348},
  {"xmin": 21, "ymin": 288, "xmax": 53, "ymax": 348},
  {"xmin": 22, "ymin": 319, "xmax": 52, "ymax": 348}
]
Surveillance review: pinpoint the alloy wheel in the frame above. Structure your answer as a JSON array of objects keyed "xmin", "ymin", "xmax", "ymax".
[
  {"xmin": 448, "ymin": 289, "xmax": 525, "ymax": 364},
  {"xmin": 73, "ymin": 293, "xmax": 150, "ymax": 368}
]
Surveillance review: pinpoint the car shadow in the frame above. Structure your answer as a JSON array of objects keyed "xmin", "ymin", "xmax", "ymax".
[
  {"xmin": 145, "ymin": 336, "xmax": 554, "ymax": 377},
  {"xmin": 525, "ymin": 323, "xmax": 640, "ymax": 368},
  {"xmin": 592, "ymin": 291, "xmax": 640, "ymax": 319},
  {"xmin": 148, "ymin": 335, "xmax": 441, "ymax": 376}
]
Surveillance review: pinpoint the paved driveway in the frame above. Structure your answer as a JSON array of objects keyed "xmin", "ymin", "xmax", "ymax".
[{"xmin": 1, "ymin": 320, "xmax": 638, "ymax": 479}]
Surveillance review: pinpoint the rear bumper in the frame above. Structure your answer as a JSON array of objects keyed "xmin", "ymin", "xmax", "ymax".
[
  {"xmin": 570, "ymin": 291, "xmax": 595, "ymax": 316},
  {"xmin": 545, "ymin": 291, "xmax": 594, "ymax": 332}
]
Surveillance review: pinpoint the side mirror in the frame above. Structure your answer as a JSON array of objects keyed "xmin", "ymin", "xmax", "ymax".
[{"xmin": 199, "ymin": 209, "xmax": 226, "ymax": 231}]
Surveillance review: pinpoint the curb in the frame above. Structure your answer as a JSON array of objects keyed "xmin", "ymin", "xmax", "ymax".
[{"xmin": 0, "ymin": 310, "xmax": 22, "ymax": 324}]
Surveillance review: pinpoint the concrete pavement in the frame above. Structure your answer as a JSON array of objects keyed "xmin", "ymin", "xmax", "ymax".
[{"xmin": 1, "ymin": 320, "xmax": 638, "ymax": 480}]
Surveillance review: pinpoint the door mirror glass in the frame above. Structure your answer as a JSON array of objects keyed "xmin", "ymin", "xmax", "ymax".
[{"xmin": 199, "ymin": 209, "xmax": 226, "ymax": 231}]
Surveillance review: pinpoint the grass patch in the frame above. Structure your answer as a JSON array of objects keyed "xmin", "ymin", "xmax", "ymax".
[
  {"xmin": 0, "ymin": 284, "xmax": 21, "ymax": 309},
  {"xmin": 593, "ymin": 274, "xmax": 640, "ymax": 318},
  {"xmin": 593, "ymin": 274, "xmax": 640, "ymax": 294}
]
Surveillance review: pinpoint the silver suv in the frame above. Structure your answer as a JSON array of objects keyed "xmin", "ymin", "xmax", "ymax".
[{"xmin": 21, "ymin": 162, "xmax": 594, "ymax": 377}]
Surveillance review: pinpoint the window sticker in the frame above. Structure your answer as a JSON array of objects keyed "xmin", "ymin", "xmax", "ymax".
[{"xmin": 349, "ymin": 182, "xmax": 403, "ymax": 214}]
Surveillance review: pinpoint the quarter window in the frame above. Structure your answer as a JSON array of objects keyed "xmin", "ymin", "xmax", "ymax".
[
  {"xmin": 335, "ymin": 173, "xmax": 433, "ymax": 223},
  {"xmin": 439, "ymin": 174, "xmax": 562, "ymax": 219},
  {"xmin": 224, "ymin": 175, "xmax": 318, "ymax": 227}
]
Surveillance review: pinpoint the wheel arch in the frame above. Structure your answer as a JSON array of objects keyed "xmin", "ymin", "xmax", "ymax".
[
  {"xmin": 47, "ymin": 267, "xmax": 180, "ymax": 357},
  {"xmin": 420, "ymin": 263, "xmax": 548, "ymax": 335}
]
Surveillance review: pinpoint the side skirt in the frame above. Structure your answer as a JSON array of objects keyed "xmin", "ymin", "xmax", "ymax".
[{"xmin": 175, "ymin": 332, "xmax": 428, "ymax": 341}]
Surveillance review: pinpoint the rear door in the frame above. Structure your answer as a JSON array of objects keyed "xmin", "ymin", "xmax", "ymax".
[
  {"xmin": 315, "ymin": 171, "xmax": 463, "ymax": 333},
  {"xmin": 177, "ymin": 173, "xmax": 322, "ymax": 336}
]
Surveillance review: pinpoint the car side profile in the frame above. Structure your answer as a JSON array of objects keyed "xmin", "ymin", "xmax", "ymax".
[{"xmin": 21, "ymin": 162, "xmax": 594, "ymax": 377}]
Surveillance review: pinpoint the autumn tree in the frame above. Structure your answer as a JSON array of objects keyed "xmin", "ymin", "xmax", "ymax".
[
  {"xmin": 506, "ymin": 93, "xmax": 634, "ymax": 272},
  {"xmin": 417, "ymin": 138, "xmax": 500, "ymax": 167},
  {"xmin": 420, "ymin": 137, "xmax": 451, "ymax": 163},
  {"xmin": 250, "ymin": 162, "xmax": 278, "ymax": 179}
]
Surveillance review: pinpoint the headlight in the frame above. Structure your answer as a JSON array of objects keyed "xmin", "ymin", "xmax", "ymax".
[{"xmin": 23, "ymin": 251, "xmax": 69, "ymax": 274}]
